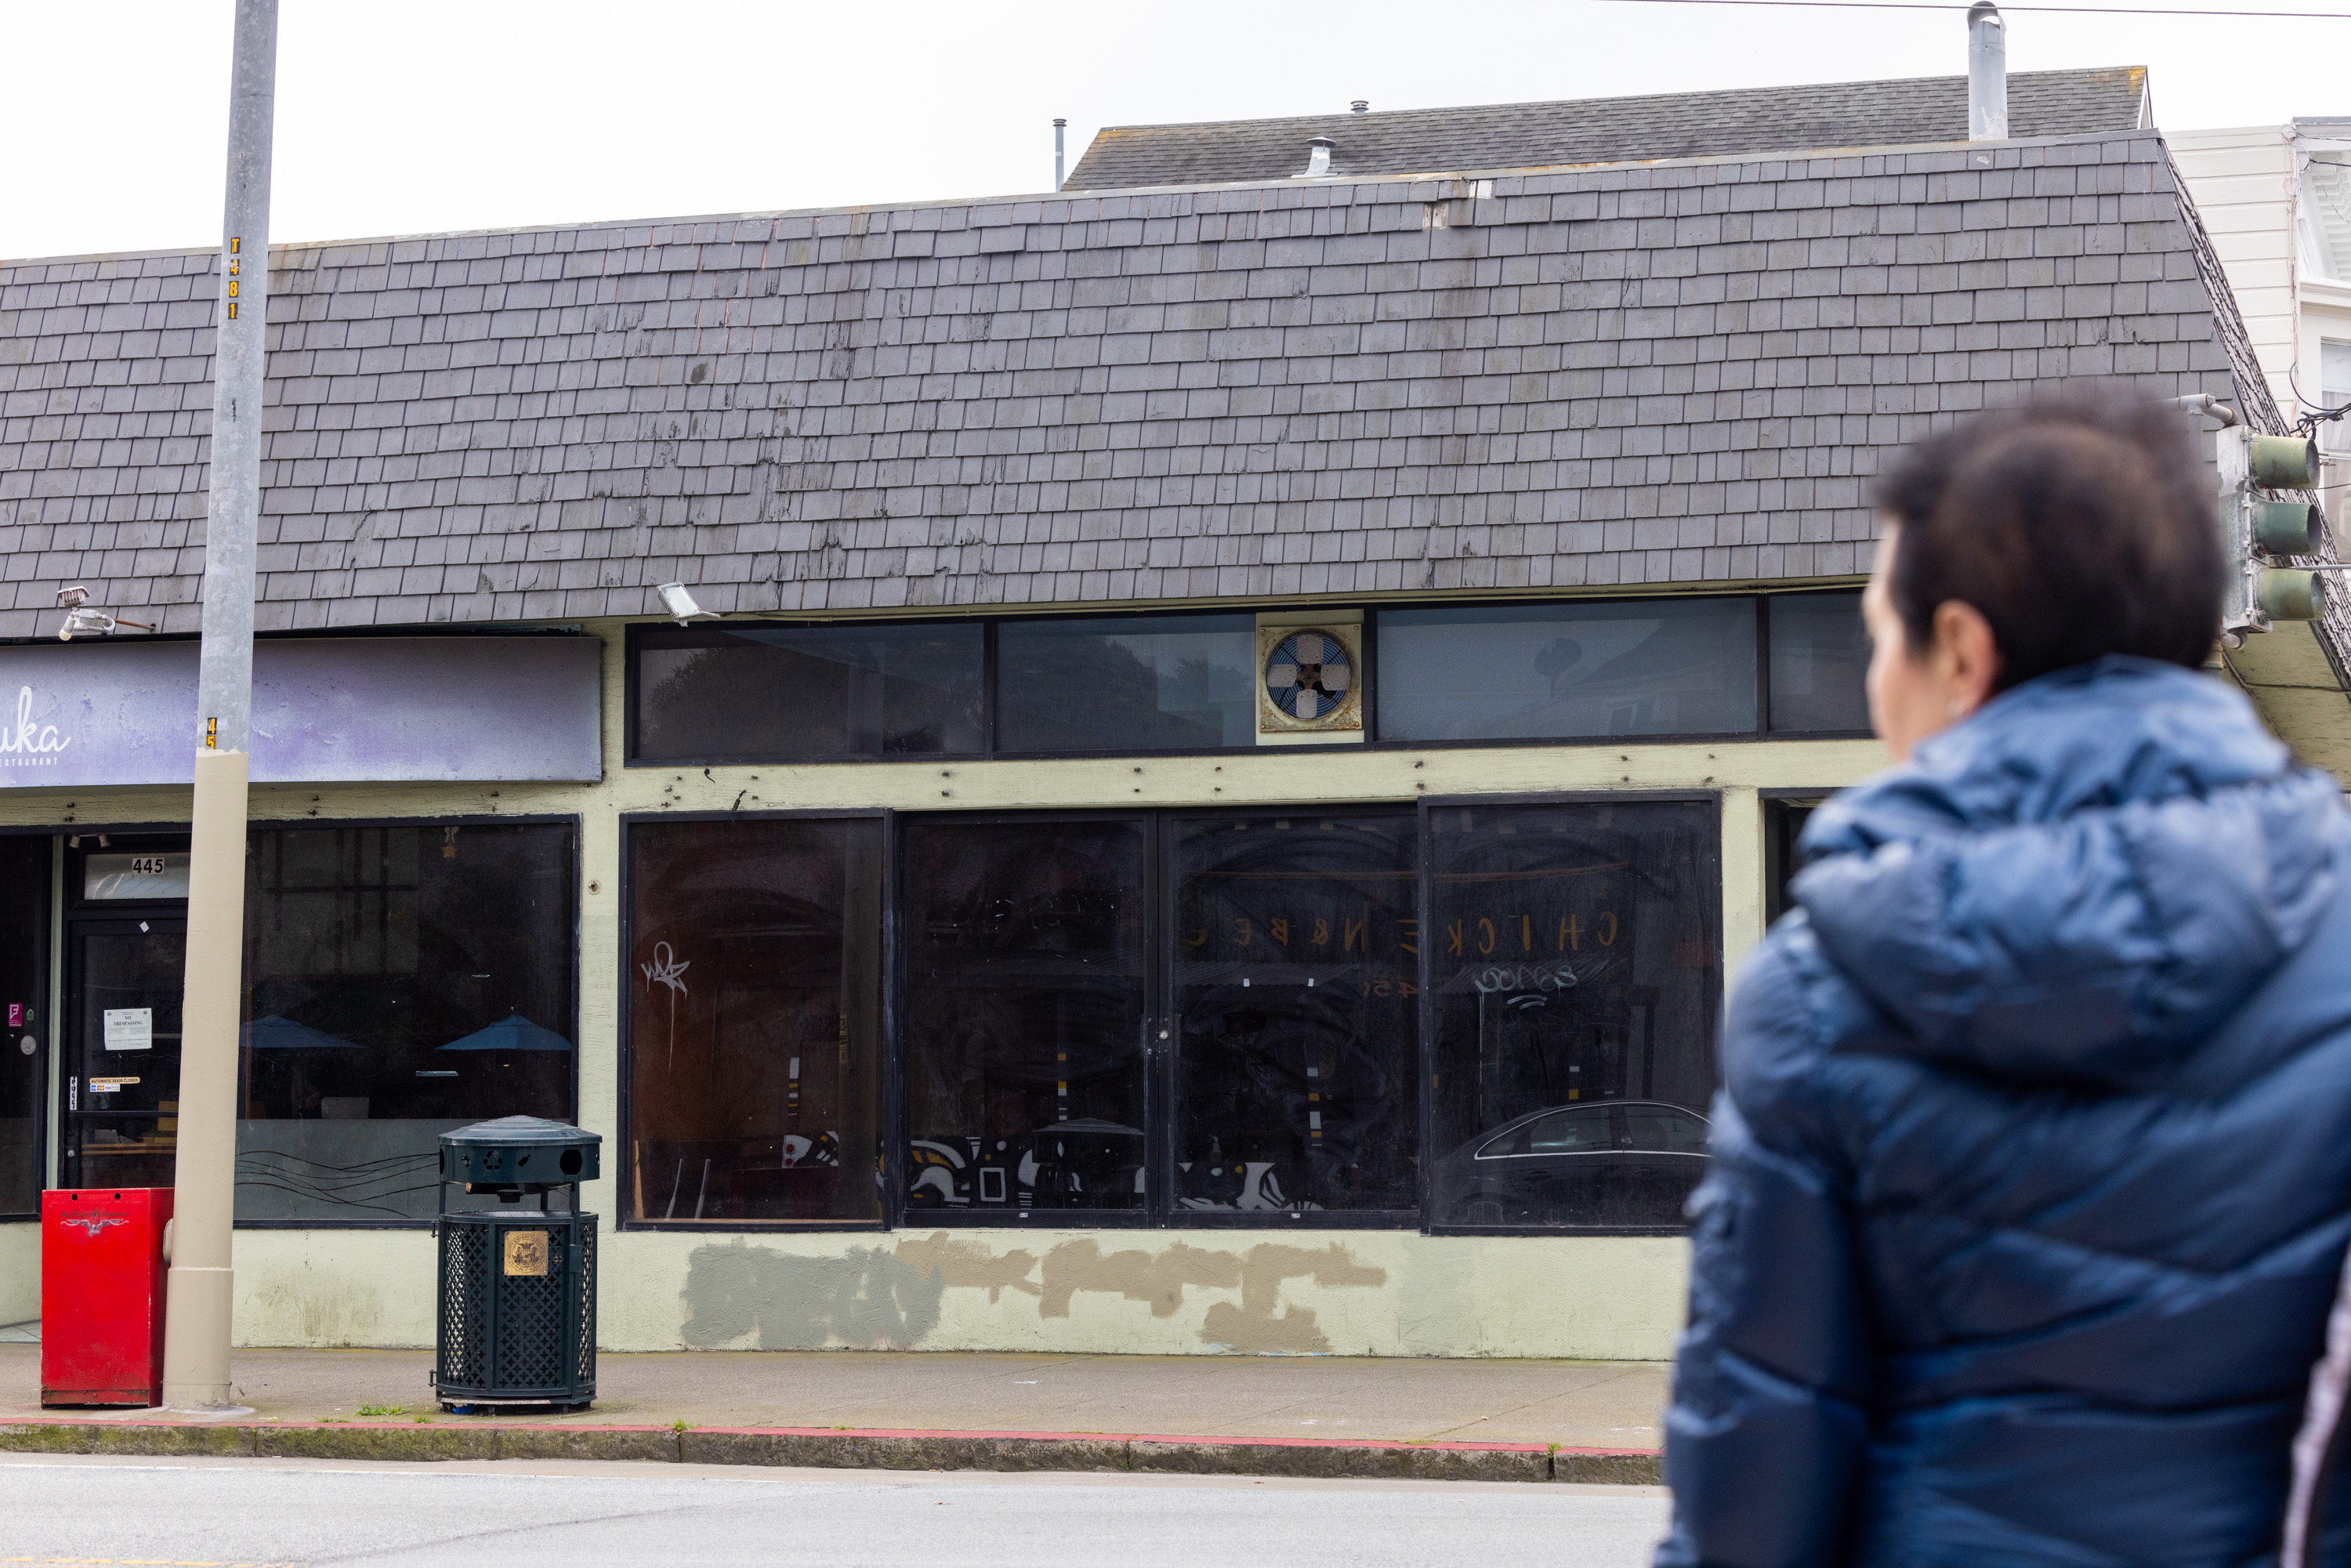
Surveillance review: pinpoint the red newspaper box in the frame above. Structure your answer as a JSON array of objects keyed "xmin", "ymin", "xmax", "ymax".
[{"xmin": 42, "ymin": 1187, "xmax": 171, "ymax": 1407}]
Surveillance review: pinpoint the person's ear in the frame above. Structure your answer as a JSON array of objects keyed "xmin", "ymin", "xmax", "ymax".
[{"xmin": 1932, "ymin": 600, "xmax": 2001, "ymax": 720}]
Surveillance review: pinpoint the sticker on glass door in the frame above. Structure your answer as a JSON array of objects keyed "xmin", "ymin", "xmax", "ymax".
[{"xmin": 102, "ymin": 1008, "xmax": 152, "ymax": 1051}]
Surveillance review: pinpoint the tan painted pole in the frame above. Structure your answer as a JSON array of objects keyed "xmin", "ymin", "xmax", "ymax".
[
  {"xmin": 161, "ymin": 0, "xmax": 277, "ymax": 1413},
  {"xmin": 161, "ymin": 751, "xmax": 250, "ymax": 1408}
]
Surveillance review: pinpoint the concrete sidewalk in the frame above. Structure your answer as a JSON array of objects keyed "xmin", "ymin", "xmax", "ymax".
[{"xmin": 0, "ymin": 1345, "xmax": 1668, "ymax": 1483}]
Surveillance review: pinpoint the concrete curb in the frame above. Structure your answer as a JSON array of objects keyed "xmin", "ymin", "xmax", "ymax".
[{"xmin": 0, "ymin": 1417, "xmax": 1658, "ymax": 1484}]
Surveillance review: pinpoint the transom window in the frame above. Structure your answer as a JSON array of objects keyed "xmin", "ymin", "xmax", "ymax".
[{"xmin": 627, "ymin": 593, "xmax": 1867, "ymax": 763}]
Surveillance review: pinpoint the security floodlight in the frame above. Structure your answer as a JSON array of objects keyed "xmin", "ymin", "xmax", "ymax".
[
  {"xmin": 656, "ymin": 582, "xmax": 712, "ymax": 625},
  {"xmin": 56, "ymin": 588, "xmax": 154, "ymax": 642}
]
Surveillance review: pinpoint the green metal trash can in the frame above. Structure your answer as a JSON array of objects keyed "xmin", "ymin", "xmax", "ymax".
[{"xmin": 433, "ymin": 1116, "xmax": 600, "ymax": 1412}]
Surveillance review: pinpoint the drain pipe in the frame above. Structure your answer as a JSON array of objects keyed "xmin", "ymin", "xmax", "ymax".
[{"xmin": 1969, "ymin": 1, "xmax": 2009, "ymax": 140}]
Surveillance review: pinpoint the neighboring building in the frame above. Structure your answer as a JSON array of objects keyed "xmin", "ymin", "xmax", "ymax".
[
  {"xmin": 2173, "ymin": 122, "xmax": 2351, "ymax": 770},
  {"xmin": 1065, "ymin": 67, "xmax": 2153, "ymax": 187},
  {"xmin": 0, "ymin": 67, "xmax": 2308, "ymax": 1357}
]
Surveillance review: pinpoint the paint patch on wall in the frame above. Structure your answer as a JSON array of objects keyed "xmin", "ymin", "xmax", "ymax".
[
  {"xmin": 894, "ymin": 1232, "xmax": 1042, "ymax": 1304},
  {"xmin": 677, "ymin": 1231, "xmax": 1389, "ymax": 1353},
  {"xmin": 1204, "ymin": 1243, "xmax": 1387, "ymax": 1354},
  {"xmin": 681, "ymin": 1240, "xmax": 944, "ymax": 1350}
]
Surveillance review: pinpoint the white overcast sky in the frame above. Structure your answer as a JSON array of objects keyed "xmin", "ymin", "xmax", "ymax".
[{"xmin": 3, "ymin": 0, "xmax": 2346, "ymax": 262}]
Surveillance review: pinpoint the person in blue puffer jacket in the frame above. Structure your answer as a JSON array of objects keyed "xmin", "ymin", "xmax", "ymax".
[{"xmin": 1657, "ymin": 388, "xmax": 2351, "ymax": 1567}]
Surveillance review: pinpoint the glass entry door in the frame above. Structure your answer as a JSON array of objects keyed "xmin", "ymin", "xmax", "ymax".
[{"xmin": 63, "ymin": 918, "xmax": 187, "ymax": 1190}]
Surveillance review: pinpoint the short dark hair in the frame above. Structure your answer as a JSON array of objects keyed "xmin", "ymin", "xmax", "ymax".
[{"xmin": 1872, "ymin": 387, "xmax": 2222, "ymax": 690}]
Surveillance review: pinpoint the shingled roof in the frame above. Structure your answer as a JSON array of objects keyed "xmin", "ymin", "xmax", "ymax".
[
  {"xmin": 0, "ymin": 129, "xmax": 2241, "ymax": 636},
  {"xmin": 1063, "ymin": 68, "xmax": 2151, "ymax": 190}
]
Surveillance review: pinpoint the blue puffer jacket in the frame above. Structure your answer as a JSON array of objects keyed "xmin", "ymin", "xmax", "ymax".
[{"xmin": 1658, "ymin": 657, "xmax": 2351, "ymax": 1567}]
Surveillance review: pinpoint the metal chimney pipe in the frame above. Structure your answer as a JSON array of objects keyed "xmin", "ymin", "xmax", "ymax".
[
  {"xmin": 1054, "ymin": 118, "xmax": 1067, "ymax": 190},
  {"xmin": 1969, "ymin": 1, "xmax": 2009, "ymax": 140}
]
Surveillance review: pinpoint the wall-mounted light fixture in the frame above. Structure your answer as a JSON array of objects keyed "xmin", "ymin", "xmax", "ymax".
[
  {"xmin": 55, "ymin": 585, "xmax": 153, "ymax": 641},
  {"xmin": 655, "ymin": 582, "xmax": 716, "ymax": 626}
]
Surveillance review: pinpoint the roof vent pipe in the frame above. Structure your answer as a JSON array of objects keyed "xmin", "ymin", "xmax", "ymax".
[
  {"xmin": 1968, "ymin": 1, "xmax": 2008, "ymax": 140},
  {"xmin": 1054, "ymin": 118, "xmax": 1067, "ymax": 190},
  {"xmin": 1303, "ymin": 136, "xmax": 1335, "ymax": 176},
  {"xmin": 1350, "ymin": 100, "xmax": 1368, "ymax": 113}
]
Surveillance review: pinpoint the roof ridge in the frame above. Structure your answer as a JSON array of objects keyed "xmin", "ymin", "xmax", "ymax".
[{"xmin": 1089, "ymin": 67, "xmax": 2147, "ymax": 138}]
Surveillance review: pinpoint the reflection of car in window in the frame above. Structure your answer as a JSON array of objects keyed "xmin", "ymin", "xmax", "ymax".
[{"xmin": 1433, "ymin": 1100, "xmax": 1709, "ymax": 1228}]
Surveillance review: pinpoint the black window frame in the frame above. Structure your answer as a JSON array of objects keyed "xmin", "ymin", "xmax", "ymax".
[
  {"xmin": 618, "ymin": 800, "xmax": 1722, "ymax": 1236},
  {"xmin": 623, "ymin": 592, "xmax": 1873, "ymax": 769},
  {"xmin": 234, "ymin": 813, "xmax": 585, "ymax": 1231},
  {"xmin": 616, "ymin": 808, "xmax": 899, "ymax": 1234},
  {"xmin": 1157, "ymin": 806, "xmax": 1424, "ymax": 1232},
  {"xmin": 1415, "ymin": 789, "xmax": 1728, "ymax": 1240},
  {"xmin": 1762, "ymin": 791, "xmax": 1833, "ymax": 928},
  {"xmin": 893, "ymin": 807, "xmax": 1161, "ymax": 1230},
  {"xmin": 44, "ymin": 813, "xmax": 582, "ymax": 1232},
  {"xmin": 1761, "ymin": 588, "xmax": 1872, "ymax": 738}
]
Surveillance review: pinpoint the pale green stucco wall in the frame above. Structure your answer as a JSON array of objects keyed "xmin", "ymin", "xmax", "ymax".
[
  {"xmin": 226, "ymin": 1223, "xmax": 1690, "ymax": 1359},
  {"xmin": 0, "ymin": 1220, "xmax": 35, "ymax": 1324}
]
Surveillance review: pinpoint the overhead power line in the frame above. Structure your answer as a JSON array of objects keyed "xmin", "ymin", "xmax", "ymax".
[{"xmin": 1592, "ymin": 0, "xmax": 2351, "ymax": 19}]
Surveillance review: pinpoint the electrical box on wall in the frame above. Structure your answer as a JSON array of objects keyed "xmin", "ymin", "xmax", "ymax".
[{"xmin": 1255, "ymin": 610, "xmax": 1364, "ymax": 746}]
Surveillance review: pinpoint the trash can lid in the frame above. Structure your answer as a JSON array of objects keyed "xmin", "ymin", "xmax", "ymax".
[{"xmin": 440, "ymin": 1116, "xmax": 602, "ymax": 1150}]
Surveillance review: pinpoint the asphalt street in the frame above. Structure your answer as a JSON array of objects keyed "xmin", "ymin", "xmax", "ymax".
[{"xmin": 0, "ymin": 1453, "xmax": 1669, "ymax": 1566}]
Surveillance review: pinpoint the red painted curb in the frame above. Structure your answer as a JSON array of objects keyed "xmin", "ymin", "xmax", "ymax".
[{"xmin": 9, "ymin": 1413, "xmax": 1654, "ymax": 1459}]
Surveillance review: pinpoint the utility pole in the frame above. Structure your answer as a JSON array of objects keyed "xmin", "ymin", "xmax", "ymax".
[{"xmin": 161, "ymin": 0, "xmax": 277, "ymax": 1413}]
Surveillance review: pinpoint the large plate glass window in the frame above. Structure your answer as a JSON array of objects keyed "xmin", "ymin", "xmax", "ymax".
[
  {"xmin": 236, "ymin": 823, "xmax": 575, "ymax": 1222},
  {"xmin": 0, "ymin": 837, "xmax": 46, "ymax": 1215},
  {"xmin": 1766, "ymin": 592, "xmax": 1869, "ymax": 733},
  {"xmin": 997, "ymin": 614, "xmax": 1256, "ymax": 752},
  {"xmin": 1425, "ymin": 800, "xmax": 1721, "ymax": 1231},
  {"xmin": 902, "ymin": 817, "xmax": 1149, "ymax": 1215},
  {"xmin": 626, "ymin": 817, "xmax": 885, "ymax": 1226},
  {"xmin": 1171, "ymin": 814, "xmax": 1418, "ymax": 1216},
  {"xmin": 632, "ymin": 624, "xmax": 985, "ymax": 762},
  {"xmin": 1377, "ymin": 599, "xmax": 1758, "ymax": 742}
]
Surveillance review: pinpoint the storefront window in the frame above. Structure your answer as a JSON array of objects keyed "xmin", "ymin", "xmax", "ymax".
[
  {"xmin": 1767, "ymin": 592, "xmax": 1870, "ymax": 733},
  {"xmin": 625, "ymin": 817, "xmax": 885, "ymax": 1225},
  {"xmin": 1376, "ymin": 599, "xmax": 1759, "ymax": 742},
  {"xmin": 1425, "ymin": 800, "xmax": 1720, "ymax": 1231},
  {"xmin": 632, "ymin": 624, "xmax": 985, "ymax": 762},
  {"xmin": 236, "ymin": 823, "xmax": 575, "ymax": 1222},
  {"xmin": 1171, "ymin": 815, "xmax": 1418, "ymax": 1215},
  {"xmin": 998, "ymin": 614, "xmax": 1257, "ymax": 752},
  {"xmin": 0, "ymin": 838, "xmax": 48, "ymax": 1217},
  {"xmin": 903, "ymin": 817, "xmax": 1149, "ymax": 1215}
]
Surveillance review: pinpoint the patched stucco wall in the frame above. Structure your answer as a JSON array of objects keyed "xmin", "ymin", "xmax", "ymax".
[{"xmin": 225, "ymin": 1224, "xmax": 1687, "ymax": 1359}]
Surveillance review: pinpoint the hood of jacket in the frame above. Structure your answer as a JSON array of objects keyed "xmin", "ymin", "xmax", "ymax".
[{"xmin": 1791, "ymin": 657, "xmax": 2346, "ymax": 1088}]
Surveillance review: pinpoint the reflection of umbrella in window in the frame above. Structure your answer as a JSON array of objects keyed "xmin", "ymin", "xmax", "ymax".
[
  {"xmin": 438, "ymin": 1016, "xmax": 574, "ymax": 1053},
  {"xmin": 241, "ymin": 1015, "xmax": 362, "ymax": 1051}
]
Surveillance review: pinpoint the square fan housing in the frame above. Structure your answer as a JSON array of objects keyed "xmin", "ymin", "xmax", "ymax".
[{"xmin": 1255, "ymin": 611, "xmax": 1364, "ymax": 746}]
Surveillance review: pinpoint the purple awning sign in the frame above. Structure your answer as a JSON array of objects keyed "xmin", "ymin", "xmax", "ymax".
[{"xmin": 0, "ymin": 636, "xmax": 602, "ymax": 788}]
